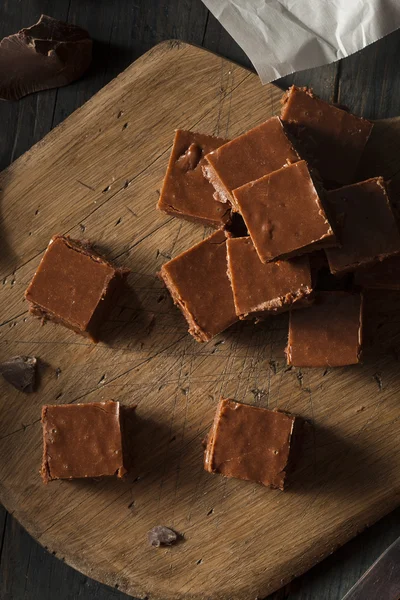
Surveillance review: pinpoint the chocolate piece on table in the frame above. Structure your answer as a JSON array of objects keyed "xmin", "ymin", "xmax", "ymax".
[
  {"xmin": 159, "ymin": 230, "xmax": 237, "ymax": 342},
  {"xmin": 355, "ymin": 255, "xmax": 400, "ymax": 290},
  {"xmin": 0, "ymin": 356, "xmax": 37, "ymax": 393},
  {"xmin": 325, "ymin": 178, "xmax": 400, "ymax": 275},
  {"xmin": 204, "ymin": 398, "xmax": 297, "ymax": 490},
  {"xmin": 286, "ymin": 292, "xmax": 363, "ymax": 368},
  {"xmin": 158, "ymin": 130, "xmax": 230, "ymax": 228},
  {"xmin": 226, "ymin": 237, "xmax": 313, "ymax": 319},
  {"xmin": 233, "ymin": 160, "xmax": 336, "ymax": 263},
  {"xmin": 147, "ymin": 526, "xmax": 180, "ymax": 547},
  {"xmin": 25, "ymin": 235, "xmax": 129, "ymax": 342},
  {"xmin": 0, "ymin": 15, "xmax": 92, "ymax": 101},
  {"xmin": 281, "ymin": 86, "xmax": 373, "ymax": 185},
  {"xmin": 41, "ymin": 401, "xmax": 126, "ymax": 483},
  {"xmin": 203, "ymin": 116, "xmax": 299, "ymax": 210}
]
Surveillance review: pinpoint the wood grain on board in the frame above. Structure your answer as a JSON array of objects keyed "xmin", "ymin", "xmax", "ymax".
[{"xmin": 1, "ymin": 41, "xmax": 400, "ymax": 600}]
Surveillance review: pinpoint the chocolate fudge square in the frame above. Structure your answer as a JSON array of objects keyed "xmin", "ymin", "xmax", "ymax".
[
  {"xmin": 203, "ymin": 116, "xmax": 299, "ymax": 210},
  {"xmin": 286, "ymin": 292, "xmax": 363, "ymax": 368},
  {"xmin": 25, "ymin": 235, "xmax": 129, "ymax": 342},
  {"xmin": 355, "ymin": 255, "xmax": 400, "ymax": 290},
  {"xmin": 204, "ymin": 398, "xmax": 297, "ymax": 490},
  {"xmin": 41, "ymin": 401, "xmax": 126, "ymax": 483},
  {"xmin": 159, "ymin": 230, "xmax": 237, "ymax": 342},
  {"xmin": 281, "ymin": 86, "xmax": 373, "ymax": 185},
  {"xmin": 226, "ymin": 237, "xmax": 313, "ymax": 319},
  {"xmin": 158, "ymin": 129, "xmax": 230, "ymax": 228},
  {"xmin": 325, "ymin": 178, "xmax": 400, "ymax": 274},
  {"xmin": 362, "ymin": 289, "xmax": 400, "ymax": 351},
  {"xmin": 233, "ymin": 160, "xmax": 336, "ymax": 263}
]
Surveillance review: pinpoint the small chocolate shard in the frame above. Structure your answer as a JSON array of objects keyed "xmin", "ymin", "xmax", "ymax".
[
  {"xmin": 0, "ymin": 356, "xmax": 37, "ymax": 392},
  {"xmin": 147, "ymin": 525, "xmax": 180, "ymax": 547},
  {"xmin": 0, "ymin": 15, "xmax": 92, "ymax": 101}
]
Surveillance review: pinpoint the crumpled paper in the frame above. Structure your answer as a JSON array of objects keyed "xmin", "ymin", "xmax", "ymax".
[{"xmin": 201, "ymin": 0, "xmax": 400, "ymax": 83}]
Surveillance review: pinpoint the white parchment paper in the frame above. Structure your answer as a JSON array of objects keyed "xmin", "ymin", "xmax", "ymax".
[{"xmin": 201, "ymin": 0, "xmax": 400, "ymax": 82}]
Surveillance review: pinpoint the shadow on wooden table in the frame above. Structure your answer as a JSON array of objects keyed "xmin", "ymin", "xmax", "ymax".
[
  {"xmin": 57, "ymin": 411, "xmax": 176, "ymax": 498},
  {"xmin": 0, "ymin": 174, "xmax": 17, "ymax": 268},
  {"xmin": 288, "ymin": 420, "xmax": 395, "ymax": 498}
]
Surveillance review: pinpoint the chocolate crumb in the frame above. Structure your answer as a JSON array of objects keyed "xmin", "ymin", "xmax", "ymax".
[
  {"xmin": 147, "ymin": 525, "xmax": 181, "ymax": 547},
  {"xmin": 373, "ymin": 372, "xmax": 383, "ymax": 391},
  {"xmin": 0, "ymin": 356, "xmax": 37, "ymax": 392}
]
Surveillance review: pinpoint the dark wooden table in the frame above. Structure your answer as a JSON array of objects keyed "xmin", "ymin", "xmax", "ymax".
[{"xmin": 1, "ymin": 2, "xmax": 400, "ymax": 599}]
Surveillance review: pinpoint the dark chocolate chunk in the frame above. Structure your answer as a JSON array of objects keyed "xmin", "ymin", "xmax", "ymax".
[
  {"xmin": 0, "ymin": 356, "xmax": 37, "ymax": 392},
  {"xmin": 147, "ymin": 526, "xmax": 180, "ymax": 547},
  {"xmin": 0, "ymin": 15, "xmax": 92, "ymax": 101}
]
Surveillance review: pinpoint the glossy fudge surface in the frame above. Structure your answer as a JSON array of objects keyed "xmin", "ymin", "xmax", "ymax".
[
  {"xmin": 226, "ymin": 237, "xmax": 313, "ymax": 319},
  {"xmin": 203, "ymin": 116, "xmax": 299, "ymax": 209},
  {"xmin": 158, "ymin": 129, "xmax": 230, "ymax": 228},
  {"xmin": 25, "ymin": 235, "xmax": 128, "ymax": 341},
  {"xmin": 281, "ymin": 86, "xmax": 373, "ymax": 185},
  {"xmin": 233, "ymin": 160, "xmax": 336, "ymax": 263},
  {"xmin": 286, "ymin": 292, "xmax": 363, "ymax": 368},
  {"xmin": 325, "ymin": 178, "xmax": 400, "ymax": 274},
  {"xmin": 204, "ymin": 398, "xmax": 297, "ymax": 490},
  {"xmin": 159, "ymin": 230, "xmax": 237, "ymax": 342},
  {"xmin": 41, "ymin": 401, "xmax": 126, "ymax": 483}
]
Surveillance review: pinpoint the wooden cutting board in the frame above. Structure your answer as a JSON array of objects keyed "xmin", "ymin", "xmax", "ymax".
[{"xmin": 1, "ymin": 41, "xmax": 400, "ymax": 600}]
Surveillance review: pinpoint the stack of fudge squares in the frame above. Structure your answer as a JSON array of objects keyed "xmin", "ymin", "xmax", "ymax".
[
  {"xmin": 158, "ymin": 86, "xmax": 400, "ymax": 369},
  {"xmin": 21, "ymin": 87, "xmax": 400, "ymax": 492}
]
